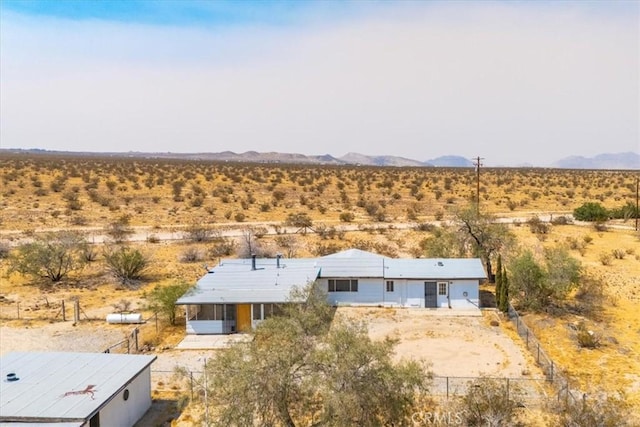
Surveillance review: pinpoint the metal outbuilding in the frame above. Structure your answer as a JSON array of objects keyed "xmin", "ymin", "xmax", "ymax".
[{"xmin": 0, "ymin": 352, "xmax": 156, "ymax": 426}]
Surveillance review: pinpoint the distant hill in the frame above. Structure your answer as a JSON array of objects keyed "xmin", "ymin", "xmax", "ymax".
[
  {"xmin": 1, "ymin": 149, "xmax": 637, "ymax": 169},
  {"xmin": 553, "ymin": 152, "xmax": 640, "ymax": 170},
  {"xmin": 339, "ymin": 152, "xmax": 427, "ymax": 167},
  {"xmin": 426, "ymin": 155, "xmax": 474, "ymax": 167}
]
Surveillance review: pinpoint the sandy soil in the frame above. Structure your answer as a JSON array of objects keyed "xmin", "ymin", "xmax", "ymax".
[
  {"xmin": 0, "ymin": 307, "xmax": 538, "ymax": 379},
  {"xmin": 336, "ymin": 307, "xmax": 537, "ymax": 378}
]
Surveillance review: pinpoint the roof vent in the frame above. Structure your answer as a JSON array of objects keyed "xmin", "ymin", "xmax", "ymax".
[
  {"xmin": 6, "ymin": 373, "xmax": 19, "ymax": 382},
  {"xmin": 437, "ymin": 261, "xmax": 444, "ymax": 267}
]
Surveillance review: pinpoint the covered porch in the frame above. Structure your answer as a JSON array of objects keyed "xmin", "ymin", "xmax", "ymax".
[{"xmin": 183, "ymin": 302, "xmax": 285, "ymax": 334}]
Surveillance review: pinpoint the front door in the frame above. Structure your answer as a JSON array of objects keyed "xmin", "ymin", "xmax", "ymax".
[
  {"xmin": 425, "ymin": 282, "xmax": 437, "ymax": 308},
  {"xmin": 236, "ymin": 304, "xmax": 251, "ymax": 332}
]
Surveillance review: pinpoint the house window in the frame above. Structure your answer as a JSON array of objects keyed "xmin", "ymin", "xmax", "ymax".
[
  {"xmin": 438, "ymin": 282, "xmax": 448, "ymax": 296},
  {"xmin": 328, "ymin": 279, "xmax": 358, "ymax": 292},
  {"xmin": 253, "ymin": 304, "xmax": 262, "ymax": 320},
  {"xmin": 386, "ymin": 280, "xmax": 394, "ymax": 292}
]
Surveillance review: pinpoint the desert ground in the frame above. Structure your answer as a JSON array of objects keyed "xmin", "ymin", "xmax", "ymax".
[{"xmin": 1, "ymin": 154, "xmax": 638, "ymax": 424}]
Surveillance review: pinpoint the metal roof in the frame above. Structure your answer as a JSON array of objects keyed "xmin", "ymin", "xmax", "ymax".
[
  {"xmin": 176, "ymin": 250, "xmax": 486, "ymax": 305},
  {"xmin": 317, "ymin": 250, "xmax": 486, "ymax": 280},
  {"xmin": 176, "ymin": 258, "xmax": 321, "ymax": 304},
  {"xmin": 0, "ymin": 352, "xmax": 156, "ymax": 423},
  {"xmin": 384, "ymin": 258, "xmax": 486, "ymax": 280}
]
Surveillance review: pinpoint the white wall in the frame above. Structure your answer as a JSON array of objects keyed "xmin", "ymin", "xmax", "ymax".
[
  {"xmin": 320, "ymin": 278, "xmax": 479, "ymax": 309},
  {"xmin": 448, "ymin": 280, "xmax": 480, "ymax": 309},
  {"xmin": 98, "ymin": 367, "xmax": 152, "ymax": 427},
  {"xmin": 320, "ymin": 278, "xmax": 386, "ymax": 306},
  {"xmin": 186, "ymin": 320, "xmax": 235, "ymax": 334}
]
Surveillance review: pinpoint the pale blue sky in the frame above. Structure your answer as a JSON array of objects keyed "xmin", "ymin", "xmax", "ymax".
[{"xmin": 1, "ymin": 0, "xmax": 638, "ymax": 166}]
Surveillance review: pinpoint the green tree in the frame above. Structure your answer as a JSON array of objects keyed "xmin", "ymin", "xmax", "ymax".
[
  {"xmin": 508, "ymin": 248, "xmax": 581, "ymax": 312},
  {"xmin": 201, "ymin": 285, "xmax": 430, "ymax": 426},
  {"xmin": 419, "ymin": 226, "xmax": 466, "ymax": 259},
  {"xmin": 145, "ymin": 281, "xmax": 191, "ymax": 325},
  {"xmin": 8, "ymin": 232, "xmax": 86, "ymax": 283},
  {"xmin": 495, "ymin": 254, "xmax": 503, "ymax": 308},
  {"xmin": 285, "ymin": 212, "xmax": 314, "ymax": 234},
  {"xmin": 499, "ymin": 267, "xmax": 509, "ymax": 313},
  {"xmin": 573, "ymin": 202, "xmax": 609, "ymax": 222},
  {"xmin": 507, "ymin": 250, "xmax": 545, "ymax": 311},
  {"xmin": 454, "ymin": 205, "xmax": 515, "ymax": 281},
  {"xmin": 103, "ymin": 246, "xmax": 151, "ymax": 285}
]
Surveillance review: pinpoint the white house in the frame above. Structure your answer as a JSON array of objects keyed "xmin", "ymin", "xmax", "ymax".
[
  {"xmin": 317, "ymin": 249, "xmax": 485, "ymax": 309},
  {"xmin": 176, "ymin": 255, "xmax": 321, "ymax": 334},
  {"xmin": 0, "ymin": 352, "xmax": 156, "ymax": 426},
  {"xmin": 177, "ymin": 250, "xmax": 486, "ymax": 335}
]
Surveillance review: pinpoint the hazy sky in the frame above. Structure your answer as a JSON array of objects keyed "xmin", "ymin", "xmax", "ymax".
[{"xmin": 1, "ymin": 1, "xmax": 638, "ymax": 166}]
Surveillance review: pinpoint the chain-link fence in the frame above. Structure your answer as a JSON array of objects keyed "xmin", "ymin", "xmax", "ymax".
[{"xmin": 506, "ymin": 304, "xmax": 586, "ymax": 409}]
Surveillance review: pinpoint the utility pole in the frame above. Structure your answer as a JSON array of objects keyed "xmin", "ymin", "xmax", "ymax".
[
  {"xmin": 636, "ymin": 177, "xmax": 640, "ymax": 231},
  {"xmin": 473, "ymin": 156, "xmax": 484, "ymax": 214}
]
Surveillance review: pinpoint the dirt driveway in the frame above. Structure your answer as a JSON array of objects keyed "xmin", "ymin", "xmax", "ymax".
[{"xmin": 335, "ymin": 307, "xmax": 537, "ymax": 378}]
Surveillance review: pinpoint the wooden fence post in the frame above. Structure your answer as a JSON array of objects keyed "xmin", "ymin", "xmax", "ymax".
[
  {"xmin": 61, "ymin": 300, "xmax": 66, "ymax": 322},
  {"xmin": 73, "ymin": 300, "xmax": 80, "ymax": 325}
]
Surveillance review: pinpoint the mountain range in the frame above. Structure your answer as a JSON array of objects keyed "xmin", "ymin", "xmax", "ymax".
[{"xmin": 1, "ymin": 149, "xmax": 638, "ymax": 169}]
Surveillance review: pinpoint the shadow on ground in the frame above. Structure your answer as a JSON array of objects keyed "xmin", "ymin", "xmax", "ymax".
[{"xmin": 135, "ymin": 398, "xmax": 185, "ymax": 427}]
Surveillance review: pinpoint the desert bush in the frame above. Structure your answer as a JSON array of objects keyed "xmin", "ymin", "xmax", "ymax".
[
  {"xmin": 551, "ymin": 215, "xmax": 572, "ymax": 225},
  {"xmin": 7, "ymin": 232, "xmax": 87, "ymax": 283},
  {"xmin": 575, "ymin": 322, "xmax": 601, "ymax": 349},
  {"xmin": 180, "ymin": 247, "xmax": 205, "ymax": 263},
  {"xmin": 339, "ymin": 211, "xmax": 355, "ymax": 222},
  {"xmin": 573, "ymin": 202, "xmax": 608, "ymax": 221},
  {"xmin": 209, "ymin": 237, "xmax": 237, "ymax": 258},
  {"xmin": 554, "ymin": 393, "xmax": 633, "ymax": 427},
  {"xmin": 146, "ymin": 234, "xmax": 160, "ymax": 244},
  {"xmin": 593, "ymin": 221, "xmax": 608, "ymax": 232},
  {"xmin": 457, "ymin": 377, "xmax": 523, "ymax": 426},
  {"xmin": 183, "ymin": 224, "xmax": 215, "ymax": 242},
  {"xmin": 103, "ymin": 246, "xmax": 151, "ymax": 286},
  {"xmin": 104, "ymin": 215, "xmax": 134, "ymax": 243},
  {"xmin": 527, "ymin": 216, "xmax": 549, "ymax": 234},
  {"xmin": 612, "ymin": 249, "xmax": 626, "ymax": 260},
  {"xmin": 599, "ymin": 252, "xmax": 613, "ymax": 266},
  {"xmin": 0, "ymin": 241, "xmax": 11, "ymax": 259}
]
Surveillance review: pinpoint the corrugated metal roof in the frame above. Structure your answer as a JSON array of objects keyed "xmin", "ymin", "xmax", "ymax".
[
  {"xmin": 176, "ymin": 259, "xmax": 320, "ymax": 304},
  {"xmin": 0, "ymin": 352, "xmax": 156, "ymax": 423},
  {"xmin": 176, "ymin": 251, "xmax": 486, "ymax": 305},
  {"xmin": 384, "ymin": 258, "xmax": 486, "ymax": 279},
  {"xmin": 317, "ymin": 250, "xmax": 486, "ymax": 280}
]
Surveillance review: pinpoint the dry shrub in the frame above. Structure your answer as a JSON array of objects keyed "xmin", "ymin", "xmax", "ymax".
[{"xmin": 575, "ymin": 322, "xmax": 601, "ymax": 349}]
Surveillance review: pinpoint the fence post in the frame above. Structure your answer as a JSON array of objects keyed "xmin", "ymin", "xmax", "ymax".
[
  {"xmin": 190, "ymin": 371, "xmax": 194, "ymax": 401},
  {"xmin": 73, "ymin": 300, "xmax": 80, "ymax": 324},
  {"xmin": 61, "ymin": 300, "xmax": 66, "ymax": 322},
  {"xmin": 133, "ymin": 328, "xmax": 139, "ymax": 353},
  {"xmin": 446, "ymin": 376, "xmax": 449, "ymax": 400},
  {"xmin": 126, "ymin": 338, "xmax": 130, "ymax": 354},
  {"xmin": 526, "ymin": 329, "xmax": 529, "ymax": 347}
]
